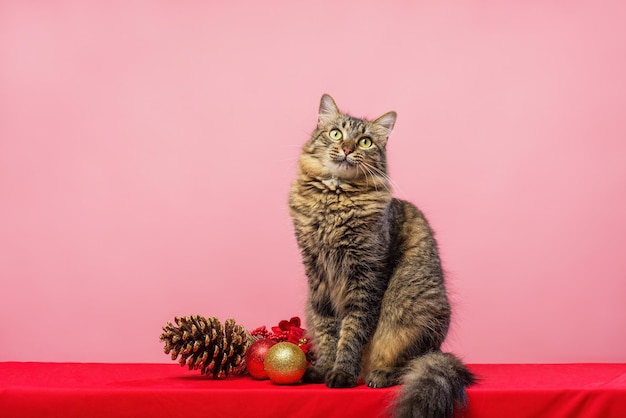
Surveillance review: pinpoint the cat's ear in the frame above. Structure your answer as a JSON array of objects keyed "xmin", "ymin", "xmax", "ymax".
[
  {"xmin": 318, "ymin": 94, "xmax": 340, "ymax": 124},
  {"xmin": 374, "ymin": 111, "xmax": 397, "ymax": 136}
]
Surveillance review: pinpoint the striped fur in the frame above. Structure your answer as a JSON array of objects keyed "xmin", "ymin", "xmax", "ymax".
[{"xmin": 289, "ymin": 95, "xmax": 475, "ymax": 417}]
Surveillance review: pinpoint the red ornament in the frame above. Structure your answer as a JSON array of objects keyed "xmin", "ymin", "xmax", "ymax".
[
  {"xmin": 245, "ymin": 338, "xmax": 277, "ymax": 380},
  {"xmin": 251, "ymin": 317, "xmax": 312, "ymax": 359}
]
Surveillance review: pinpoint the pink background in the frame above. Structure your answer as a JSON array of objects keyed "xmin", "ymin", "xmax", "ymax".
[{"xmin": 1, "ymin": 2, "xmax": 625, "ymax": 364}]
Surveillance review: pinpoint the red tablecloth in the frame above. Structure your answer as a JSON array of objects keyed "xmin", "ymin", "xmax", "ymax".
[{"xmin": 1, "ymin": 363, "xmax": 625, "ymax": 417}]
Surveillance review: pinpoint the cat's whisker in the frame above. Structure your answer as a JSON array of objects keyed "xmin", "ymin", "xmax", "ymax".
[
  {"xmin": 356, "ymin": 165, "xmax": 368, "ymax": 188},
  {"xmin": 361, "ymin": 161, "xmax": 404, "ymax": 196},
  {"xmin": 359, "ymin": 162, "xmax": 392, "ymax": 194},
  {"xmin": 359, "ymin": 163, "xmax": 380, "ymax": 192}
]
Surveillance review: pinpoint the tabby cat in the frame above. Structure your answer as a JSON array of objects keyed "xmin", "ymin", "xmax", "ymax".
[{"xmin": 288, "ymin": 94, "xmax": 475, "ymax": 418}]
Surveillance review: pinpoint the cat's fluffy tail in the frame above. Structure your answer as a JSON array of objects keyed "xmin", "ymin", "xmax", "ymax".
[{"xmin": 393, "ymin": 351, "xmax": 476, "ymax": 418}]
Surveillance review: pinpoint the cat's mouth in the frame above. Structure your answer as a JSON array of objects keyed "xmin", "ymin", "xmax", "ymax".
[
  {"xmin": 333, "ymin": 159, "xmax": 354, "ymax": 169},
  {"xmin": 328, "ymin": 155, "xmax": 358, "ymax": 177}
]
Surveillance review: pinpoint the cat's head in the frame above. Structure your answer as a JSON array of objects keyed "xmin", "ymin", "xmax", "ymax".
[{"xmin": 300, "ymin": 94, "xmax": 396, "ymax": 185}]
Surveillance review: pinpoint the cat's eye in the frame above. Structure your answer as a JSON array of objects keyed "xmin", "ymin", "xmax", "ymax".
[
  {"xmin": 328, "ymin": 129, "xmax": 343, "ymax": 141},
  {"xmin": 358, "ymin": 137, "xmax": 372, "ymax": 148}
]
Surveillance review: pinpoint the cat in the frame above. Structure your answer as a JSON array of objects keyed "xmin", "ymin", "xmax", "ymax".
[{"xmin": 288, "ymin": 94, "xmax": 475, "ymax": 418}]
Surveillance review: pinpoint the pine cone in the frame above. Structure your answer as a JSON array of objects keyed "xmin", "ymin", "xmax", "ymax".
[{"xmin": 160, "ymin": 315, "xmax": 251, "ymax": 378}]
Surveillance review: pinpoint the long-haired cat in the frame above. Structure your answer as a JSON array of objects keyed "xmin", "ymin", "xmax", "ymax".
[{"xmin": 289, "ymin": 94, "xmax": 475, "ymax": 418}]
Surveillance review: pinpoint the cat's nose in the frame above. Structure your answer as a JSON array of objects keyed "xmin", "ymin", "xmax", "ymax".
[{"xmin": 343, "ymin": 146, "xmax": 354, "ymax": 155}]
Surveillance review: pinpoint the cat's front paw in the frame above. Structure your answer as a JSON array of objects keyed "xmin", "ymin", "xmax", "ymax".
[
  {"xmin": 302, "ymin": 366, "xmax": 327, "ymax": 384},
  {"xmin": 325, "ymin": 369, "xmax": 357, "ymax": 388}
]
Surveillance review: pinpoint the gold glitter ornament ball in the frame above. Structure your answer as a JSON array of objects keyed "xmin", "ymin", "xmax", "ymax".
[{"xmin": 264, "ymin": 342, "xmax": 307, "ymax": 384}]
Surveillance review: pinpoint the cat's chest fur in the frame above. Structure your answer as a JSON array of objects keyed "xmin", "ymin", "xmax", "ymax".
[
  {"xmin": 291, "ymin": 177, "xmax": 391, "ymax": 269},
  {"xmin": 293, "ymin": 178, "xmax": 388, "ymax": 239},
  {"xmin": 311, "ymin": 184, "xmax": 365, "ymax": 243},
  {"xmin": 290, "ymin": 176, "xmax": 393, "ymax": 315}
]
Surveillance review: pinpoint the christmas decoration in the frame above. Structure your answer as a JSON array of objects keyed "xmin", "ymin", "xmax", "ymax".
[
  {"xmin": 264, "ymin": 342, "xmax": 307, "ymax": 385},
  {"xmin": 160, "ymin": 315, "xmax": 314, "ymax": 379},
  {"xmin": 251, "ymin": 316, "xmax": 312, "ymax": 361},
  {"xmin": 245, "ymin": 338, "xmax": 277, "ymax": 380},
  {"xmin": 160, "ymin": 315, "xmax": 250, "ymax": 378}
]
